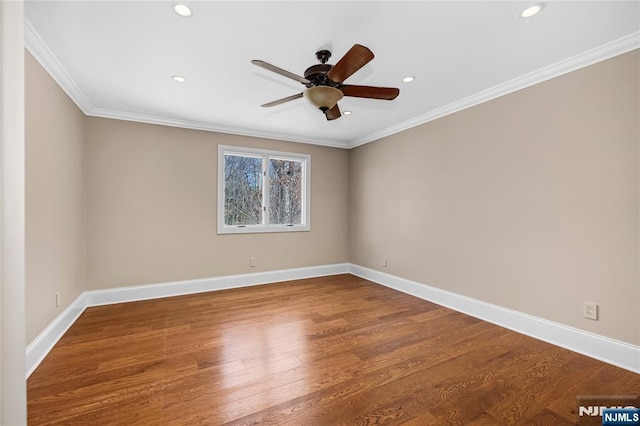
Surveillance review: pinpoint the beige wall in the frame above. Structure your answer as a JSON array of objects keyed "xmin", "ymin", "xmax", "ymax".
[
  {"xmin": 350, "ymin": 50, "xmax": 640, "ymax": 345},
  {"xmin": 24, "ymin": 52, "xmax": 350, "ymax": 343},
  {"xmin": 85, "ymin": 118, "xmax": 350, "ymax": 289},
  {"xmin": 25, "ymin": 51, "xmax": 86, "ymax": 344},
  {"xmin": 25, "ymin": 44, "xmax": 638, "ymax": 349}
]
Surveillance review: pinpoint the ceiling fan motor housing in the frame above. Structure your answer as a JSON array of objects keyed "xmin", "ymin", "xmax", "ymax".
[{"xmin": 304, "ymin": 64, "xmax": 338, "ymax": 88}]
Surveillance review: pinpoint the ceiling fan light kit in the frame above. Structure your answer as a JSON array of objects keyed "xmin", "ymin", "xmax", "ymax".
[
  {"xmin": 304, "ymin": 86, "xmax": 344, "ymax": 111},
  {"xmin": 252, "ymin": 44, "xmax": 399, "ymax": 121}
]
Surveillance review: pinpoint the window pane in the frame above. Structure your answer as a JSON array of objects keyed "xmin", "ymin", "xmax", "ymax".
[
  {"xmin": 218, "ymin": 145, "xmax": 310, "ymax": 234},
  {"xmin": 269, "ymin": 158, "xmax": 302, "ymax": 225},
  {"xmin": 224, "ymin": 154, "xmax": 263, "ymax": 225}
]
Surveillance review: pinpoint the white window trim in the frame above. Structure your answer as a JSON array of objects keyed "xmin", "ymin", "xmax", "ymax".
[{"xmin": 217, "ymin": 145, "xmax": 311, "ymax": 234}]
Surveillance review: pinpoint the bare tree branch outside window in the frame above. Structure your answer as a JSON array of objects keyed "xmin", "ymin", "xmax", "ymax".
[
  {"xmin": 224, "ymin": 155, "xmax": 303, "ymax": 226},
  {"xmin": 269, "ymin": 159, "xmax": 302, "ymax": 225},
  {"xmin": 224, "ymin": 154, "xmax": 262, "ymax": 225}
]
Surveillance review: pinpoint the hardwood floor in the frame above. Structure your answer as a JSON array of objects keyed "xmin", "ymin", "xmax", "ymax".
[{"xmin": 28, "ymin": 274, "xmax": 639, "ymax": 425}]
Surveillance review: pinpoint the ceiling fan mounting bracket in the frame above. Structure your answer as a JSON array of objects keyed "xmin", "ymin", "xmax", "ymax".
[{"xmin": 315, "ymin": 50, "xmax": 332, "ymax": 64}]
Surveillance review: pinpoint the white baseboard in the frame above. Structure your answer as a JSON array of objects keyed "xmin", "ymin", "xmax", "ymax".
[
  {"xmin": 25, "ymin": 292, "xmax": 88, "ymax": 377},
  {"xmin": 86, "ymin": 263, "xmax": 350, "ymax": 306},
  {"xmin": 349, "ymin": 264, "xmax": 640, "ymax": 374},
  {"xmin": 25, "ymin": 263, "xmax": 350, "ymax": 377},
  {"xmin": 26, "ymin": 262, "xmax": 639, "ymax": 378}
]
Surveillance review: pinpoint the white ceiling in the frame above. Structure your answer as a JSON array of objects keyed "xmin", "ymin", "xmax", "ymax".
[{"xmin": 25, "ymin": 1, "xmax": 640, "ymax": 149}]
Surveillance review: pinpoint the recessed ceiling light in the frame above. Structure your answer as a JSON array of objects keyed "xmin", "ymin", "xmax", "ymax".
[
  {"xmin": 173, "ymin": 4, "xmax": 192, "ymax": 17},
  {"xmin": 520, "ymin": 3, "xmax": 544, "ymax": 18},
  {"xmin": 343, "ymin": 110, "xmax": 352, "ymax": 116},
  {"xmin": 172, "ymin": 75, "xmax": 186, "ymax": 83},
  {"xmin": 402, "ymin": 76, "xmax": 415, "ymax": 83}
]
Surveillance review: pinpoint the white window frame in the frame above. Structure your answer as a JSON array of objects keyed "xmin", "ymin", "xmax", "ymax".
[{"xmin": 217, "ymin": 145, "xmax": 311, "ymax": 234}]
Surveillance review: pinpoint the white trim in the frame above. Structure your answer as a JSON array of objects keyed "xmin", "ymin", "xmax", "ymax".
[
  {"xmin": 348, "ymin": 31, "xmax": 640, "ymax": 148},
  {"xmin": 25, "ymin": 263, "xmax": 350, "ymax": 377},
  {"xmin": 2, "ymin": 1, "xmax": 28, "ymax": 422},
  {"xmin": 217, "ymin": 144, "xmax": 311, "ymax": 234},
  {"xmin": 86, "ymin": 263, "xmax": 347, "ymax": 307},
  {"xmin": 25, "ymin": 262, "xmax": 639, "ymax": 378},
  {"xmin": 349, "ymin": 264, "xmax": 640, "ymax": 374},
  {"xmin": 22, "ymin": 15, "xmax": 640, "ymax": 149},
  {"xmin": 25, "ymin": 294, "xmax": 88, "ymax": 378},
  {"xmin": 87, "ymin": 107, "xmax": 350, "ymax": 149},
  {"xmin": 24, "ymin": 19, "xmax": 348, "ymax": 148},
  {"xmin": 23, "ymin": 18, "xmax": 93, "ymax": 114}
]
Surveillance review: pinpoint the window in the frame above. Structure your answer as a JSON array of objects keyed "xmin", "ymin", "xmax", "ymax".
[{"xmin": 217, "ymin": 145, "xmax": 310, "ymax": 234}]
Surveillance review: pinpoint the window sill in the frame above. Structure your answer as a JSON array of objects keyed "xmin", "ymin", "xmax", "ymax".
[{"xmin": 217, "ymin": 224, "xmax": 311, "ymax": 235}]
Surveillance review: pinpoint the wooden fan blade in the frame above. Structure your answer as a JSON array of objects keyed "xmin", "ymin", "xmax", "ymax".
[
  {"xmin": 324, "ymin": 104, "xmax": 341, "ymax": 121},
  {"xmin": 252, "ymin": 60, "xmax": 310, "ymax": 84},
  {"xmin": 341, "ymin": 85, "xmax": 399, "ymax": 100},
  {"xmin": 261, "ymin": 92, "xmax": 304, "ymax": 108},
  {"xmin": 326, "ymin": 44, "xmax": 374, "ymax": 83}
]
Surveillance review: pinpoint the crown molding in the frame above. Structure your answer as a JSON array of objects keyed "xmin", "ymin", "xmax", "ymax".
[
  {"xmin": 24, "ymin": 18, "xmax": 93, "ymax": 114},
  {"xmin": 23, "ymin": 17, "xmax": 348, "ymax": 148},
  {"xmin": 86, "ymin": 107, "xmax": 350, "ymax": 149},
  {"xmin": 23, "ymin": 18, "xmax": 639, "ymax": 150},
  {"xmin": 348, "ymin": 31, "xmax": 640, "ymax": 148}
]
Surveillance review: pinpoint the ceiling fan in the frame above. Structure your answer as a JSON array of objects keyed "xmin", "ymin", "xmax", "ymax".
[{"xmin": 252, "ymin": 44, "xmax": 399, "ymax": 121}]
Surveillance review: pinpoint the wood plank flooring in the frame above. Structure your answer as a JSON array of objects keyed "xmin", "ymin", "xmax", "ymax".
[{"xmin": 27, "ymin": 274, "xmax": 639, "ymax": 425}]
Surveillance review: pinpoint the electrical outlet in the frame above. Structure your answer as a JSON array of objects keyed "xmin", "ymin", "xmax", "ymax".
[
  {"xmin": 250, "ymin": 257, "xmax": 256, "ymax": 268},
  {"xmin": 55, "ymin": 292, "xmax": 60, "ymax": 308},
  {"xmin": 382, "ymin": 257, "xmax": 388, "ymax": 267},
  {"xmin": 583, "ymin": 301, "xmax": 598, "ymax": 320}
]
